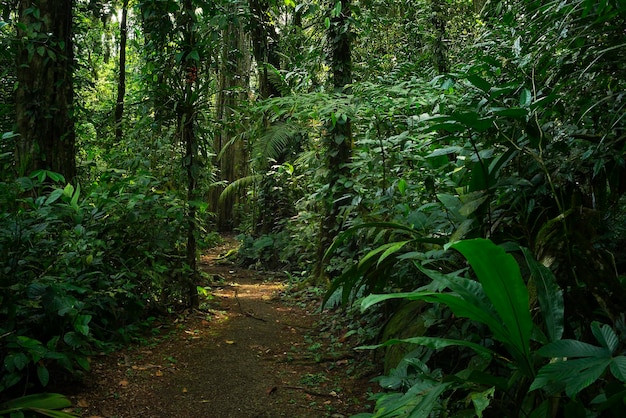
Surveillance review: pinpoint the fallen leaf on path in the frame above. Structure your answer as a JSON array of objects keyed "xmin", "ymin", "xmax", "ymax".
[
  {"xmin": 182, "ymin": 387, "xmax": 188, "ymax": 393},
  {"xmin": 77, "ymin": 399, "xmax": 89, "ymax": 407},
  {"xmin": 119, "ymin": 380, "xmax": 129, "ymax": 387},
  {"xmin": 155, "ymin": 370, "xmax": 163, "ymax": 376},
  {"xmin": 225, "ymin": 340, "xmax": 235, "ymax": 344}
]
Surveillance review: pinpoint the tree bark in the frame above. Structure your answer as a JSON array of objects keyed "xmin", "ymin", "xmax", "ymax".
[
  {"xmin": 213, "ymin": 8, "xmax": 251, "ymax": 232},
  {"xmin": 114, "ymin": 0, "xmax": 129, "ymax": 142},
  {"xmin": 249, "ymin": 0, "xmax": 280, "ymax": 100},
  {"xmin": 314, "ymin": 0, "xmax": 353, "ymax": 283},
  {"xmin": 15, "ymin": 0, "xmax": 76, "ymax": 181},
  {"xmin": 180, "ymin": 0, "xmax": 200, "ymax": 308}
]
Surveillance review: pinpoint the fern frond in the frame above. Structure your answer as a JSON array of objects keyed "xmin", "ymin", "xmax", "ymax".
[
  {"xmin": 253, "ymin": 121, "xmax": 302, "ymax": 166},
  {"xmin": 265, "ymin": 63, "xmax": 291, "ymax": 97}
]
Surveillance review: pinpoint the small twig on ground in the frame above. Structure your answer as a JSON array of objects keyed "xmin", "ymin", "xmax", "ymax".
[
  {"xmin": 271, "ymin": 385, "xmax": 339, "ymax": 398},
  {"xmin": 234, "ymin": 288, "xmax": 268, "ymax": 322}
]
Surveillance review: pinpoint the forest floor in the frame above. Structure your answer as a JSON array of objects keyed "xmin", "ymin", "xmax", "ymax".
[{"xmin": 64, "ymin": 236, "xmax": 379, "ymax": 418}]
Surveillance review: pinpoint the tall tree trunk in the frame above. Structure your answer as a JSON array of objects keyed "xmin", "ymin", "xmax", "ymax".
[
  {"xmin": 430, "ymin": 0, "xmax": 449, "ymax": 74},
  {"xmin": 15, "ymin": 0, "xmax": 76, "ymax": 181},
  {"xmin": 314, "ymin": 0, "xmax": 353, "ymax": 282},
  {"xmin": 248, "ymin": 0, "xmax": 284, "ymax": 235},
  {"xmin": 249, "ymin": 0, "xmax": 280, "ymax": 100},
  {"xmin": 180, "ymin": 0, "xmax": 199, "ymax": 308},
  {"xmin": 114, "ymin": 0, "xmax": 129, "ymax": 142},
  {"xmin": 213, "ymin": 6, "xmax": 250, "ymax": 232}
]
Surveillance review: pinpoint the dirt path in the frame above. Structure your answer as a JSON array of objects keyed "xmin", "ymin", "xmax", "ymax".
[{"xmin": 68, "ymin": 239, "xmax": 376, "ymax": 418}]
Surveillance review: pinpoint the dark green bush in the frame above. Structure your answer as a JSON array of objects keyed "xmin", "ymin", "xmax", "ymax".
[{"xmin": 0, "ymin": 169, "xmax": 187, "ymax": 395}]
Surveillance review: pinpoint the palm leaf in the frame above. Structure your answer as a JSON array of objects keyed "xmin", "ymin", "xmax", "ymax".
[
  {"xmin": 450, "ymin": 239, "xmax": 533, "ymax": 376},
  {"xmin": 521, "ymin": 247, "xmax": 564, "ymax": 343},
  {"xmin": 217, "ymin": 174, "xmax": 262, "ymax": 205}
]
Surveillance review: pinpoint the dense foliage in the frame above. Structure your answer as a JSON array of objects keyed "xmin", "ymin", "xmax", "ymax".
[{"xmin": 1, "ymin": 0, "xmax": 625, "ymax": 416}]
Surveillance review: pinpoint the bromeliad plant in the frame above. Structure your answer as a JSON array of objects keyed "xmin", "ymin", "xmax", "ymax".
[{"xmin": 353, "ymin": 238, "xmax": 626, "ymax": 417}]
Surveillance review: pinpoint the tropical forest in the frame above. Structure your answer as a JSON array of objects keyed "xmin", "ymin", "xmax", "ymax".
[{"xmin": 1, "ymin": 0, "xmax": 626, "ymax": 416}]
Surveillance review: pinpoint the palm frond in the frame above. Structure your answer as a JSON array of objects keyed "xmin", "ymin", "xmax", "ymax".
[{"xmin": 218, "ymin": 174, "xmax": 262, "ymax": 206}]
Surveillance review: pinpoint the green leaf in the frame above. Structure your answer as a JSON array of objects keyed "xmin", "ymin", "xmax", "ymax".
[
  {"xmin": 362, "ymin": 288, "xmax": 506, "ymax": 355},
  {"xmin": 397, "ymin": 178, "xmax": 407, "ymax": 195},
  {"xmin": 11, "ymin": 353, "xmax": 29, "ymax": 371},
  {"xmin": 426, "ymin": 146, "xmax": 462, "ymax": 158},
  {"xmin": 62, "ymin": 183, "xmax": 74, "ymax": 198},
  {"xmin": 74, "ymin": 314, "xmax": 91, "ymax": 336},
  {"xmin": 37, "ymin": 365, "xmax": 49, "ymax": 386},
  {"xmin": 529, "ymin": 400, "xmax": 551, "ymax": 418},
  {"xmin": 609, "ymin": 356, "xmax": 626, "ymax": 382},
  {"xmin": 564, "ymin": 358, "xmax": 612, "ymax": 398},
  {"xmin": 63, "ymin": 332, "xmax": 82, "ymax": 348},
  {"xmin": 467, "ymin": 75, "xmax": 491, "ymax": 93},
  {"xmin": 0, "ymin": 393, "xmax": 72, "ymax": 411},
  {"xmin": 44, "ymin": 189, "xmax": 64, "ymax": 206},
  {"xmin": 521, "ymin": 247, "xmax": 564, "ymax": 342},
  {"xmin": 324, "ymin": 17, "xmax": 331, "ymax": 29},
  {"xmin": 459, "ymin": 192, "xmax": 488, "ymax": 217},
  {"xmin": 471, "ymin": 386, "xmax": 495, "ymax": 418},
  {"xmin": 332, "ymin": 1, "xmax": 342, "ymax": 17},
  {"xmin": 538, "ymin": 340, "xmax": 609, "ymax": 358},
  {"xmin": 189, "ymin": 49, "xmax": 200, "ymax": 61},
  {"xmin": 492, "ymin": 107, "xmax": 528, "ymax": 118},
  {"xmin": 591, "ymin": 322, "xmax": 618, "ymax": 353},
  {"xmin": 70, "ymin": 183, "xmax": 80, "ymax": 210},
  {"xmin": 452, "ymin": 112, "xmax": 493, "ymax": 132},
  {"xmin": 377, "ymin": 240, "xmax": 411, "ymax": 267},
  {"xmin": 451, "ymin": 239, "xmax": 533, "ymax": 374},
  {"xmin": 531, "ymin": 357, "xmax": 611, "ymax": 397},
  {"xmin": 75, "ymin": 355, "xmax": 91, "ymax": 371},
  {"xmin": 406, "ymin": 381, "xmax": 452, "ymax": 418},
  {"xmin": 519, "ymin": 88, "xmax": 532, "ymax": 107},
  {"xmin": 358, "ymin": 335, "xmax": 493, "ymax": 359}
]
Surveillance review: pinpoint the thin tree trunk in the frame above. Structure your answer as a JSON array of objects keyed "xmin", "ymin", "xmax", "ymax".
[
  {"xmin": 114, "ymin": 0, "xmax": 129, "ymax": 142},
  {"xmin": 431, "ymin": 0, "xmax": 449, "ymax": 74},
  {"xmin": 15, "ymin": 0, "xmax": 76, "ymax": 181},
  {"xmin": 314, "ymin": 0, "xmax": 353, "ymax": 283},
  {"xmin": 181, "ymin": 0, "xmax": 199, "ymax": 308}
]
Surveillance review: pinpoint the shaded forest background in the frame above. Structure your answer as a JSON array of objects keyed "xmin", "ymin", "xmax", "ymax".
[{"xmin": 1, "ymin": 0, "xmax": 626, "ymax": 416}]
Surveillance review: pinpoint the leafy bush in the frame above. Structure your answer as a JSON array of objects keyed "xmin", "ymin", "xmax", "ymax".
[
  {"xmin": 355, "ymin": 239, "xmax": 626, "ymax": 417},
  {"xmin": 0, "ymin": 170, "xmax": 188, "ymax": 395}
]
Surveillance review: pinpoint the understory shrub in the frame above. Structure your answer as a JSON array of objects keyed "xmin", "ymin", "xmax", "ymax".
[{"xmin": 0, "ymin": 169, "xmax": 188, "ymax": 396}]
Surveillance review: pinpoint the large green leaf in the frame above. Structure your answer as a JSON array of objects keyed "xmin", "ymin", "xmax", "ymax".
[
  {"xmin": 530, "ymin": 357, "xmax": 611, "ymax": 397},
  {"xmin": 522, "ymin": 247, "xmax": 564, "ymax": 342},
  {"xmin": 414, "ymin": 263, "xmax": 497, "ymax": 318},
  {"xmin": 591, "ymin": 321, "xmax": 618, "ymax": 353},
  {"xmin": 0, "ymin": 393, "xmax": 76, "ymax": 417},
  {"xmin": 370, "ymin": 380, "xmax": 452, "ymax": 418},
  {"xmin": 538, "ymin": 340, "xmax": 609, "ymax": 358},
  {"xmin": 450, "ymin": 239, "xmax": 533, "ymax": 374},
  {"xmin": 357, "ymin": 335, "xmax": 494, "ymax": 359},
  {"xmin": 361, "ymin": 292, "xmax": 501, "ymax": 357}
]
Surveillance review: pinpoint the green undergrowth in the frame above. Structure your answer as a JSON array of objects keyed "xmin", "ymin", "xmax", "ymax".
[{"xmin": 0, "ymin": 169, "xmax": 209, "ymax": 402}]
